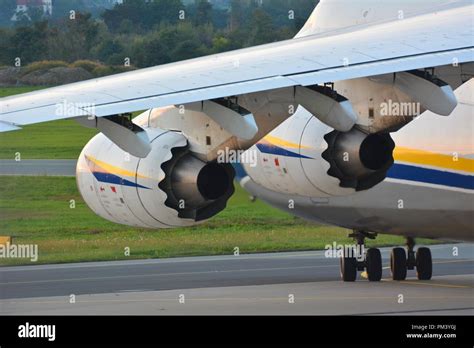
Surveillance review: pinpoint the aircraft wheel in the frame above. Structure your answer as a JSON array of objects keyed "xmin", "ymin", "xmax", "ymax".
[
  {"xmin": 366, "ymin": 248, "xmax": 382, "ymax": 281},
  {"xmin": 340, "ymin": 251, "xmax": 357, "ymax": 282},
  {"xmin": 416, "ymin": 247, "xmax": 432, "ymax": 280},
  {"xmin": 390, "ymin": 247, "xmax": 407, "ymax": 281}
]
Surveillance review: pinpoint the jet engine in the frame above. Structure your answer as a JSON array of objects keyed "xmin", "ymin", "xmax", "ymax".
[
  {"xmin": 76, "ymin": 127, "xmax": 235, "ymax": 228},
  {"xmin": 299, "ymin": 117, "xmax": 395, "ymax": 196},
  {"xmin": 322, "ymin": 128, "xmax": 395, "ymax": 191},
  {"xmin": 242, "ymin": 114, "xmax": 395, "ymax": 198}
]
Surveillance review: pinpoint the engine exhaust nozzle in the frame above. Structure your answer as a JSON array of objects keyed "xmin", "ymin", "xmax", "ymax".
[{"xmin": 323, "ymin": 128, "xmax": 395, "ymax": 191}]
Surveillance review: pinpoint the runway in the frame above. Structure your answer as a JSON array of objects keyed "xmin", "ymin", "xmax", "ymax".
[
  {"xmin": 0, "ymin": 243, "xmax": 472, "ymax": 315},
  {"xmin": 0, "ymin": 159, "xmax": 76, "ymax": 176}
]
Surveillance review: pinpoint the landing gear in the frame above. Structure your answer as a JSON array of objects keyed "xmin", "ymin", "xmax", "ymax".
[
  {"xmin": 416, "ymin": 247, "xmax": 432, "ymax": 280},
  {"xmin": 339, "ymin": 230, "xmax": 382, "ymax": 282},
  {"xmin": 390, "ymin": 237, "xmax": 432, "ymax": 281},
  {"xmin": 366, "ymin": 248, "xmax": 382, "ymax": 281},
  {"xmin": 340, "ymin": 250, "xmax": 357, "ymax": 281},
  {"xmin": 390, "ymin": 247, "xmax": 407, "ymax": 280},
  {"xmin": 339, "ymin": 232, "xmax": 434, "ymax": 282}
]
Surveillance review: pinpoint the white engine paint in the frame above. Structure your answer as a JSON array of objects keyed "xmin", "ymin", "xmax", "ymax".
[{"xmin": 77, "ymin": 128, "xmax": 199, "ymax": 228}]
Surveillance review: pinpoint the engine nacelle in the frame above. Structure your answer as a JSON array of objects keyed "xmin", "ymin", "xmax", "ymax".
[
  {"xmin": 322, "ymin": 128, "xmax": 395, "ymax": 191},
  {"xmin": 76, "ymin": 127, "xmax": 234, "ymax": 228},
  {"xmin": 299, "ymin": 117, "xmax": 395, "ymax": 195},
  {"xmin": 242, "ymin": 113, "xmax": 395, "ymax": 197}
]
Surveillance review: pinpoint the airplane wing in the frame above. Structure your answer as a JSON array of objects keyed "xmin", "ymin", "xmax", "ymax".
[{"xmin": 0, "ymin": 2, "xmax": 472, "ymax": 132}]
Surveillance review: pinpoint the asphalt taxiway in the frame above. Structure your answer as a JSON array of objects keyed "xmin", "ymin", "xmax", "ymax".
[
  {"xmin": 0, "ymin": 243, "xmax": 472, "ymax": 315},
  {"xmin": 0, "ymin": 160, "xmax": 76, "ymax": 176}
]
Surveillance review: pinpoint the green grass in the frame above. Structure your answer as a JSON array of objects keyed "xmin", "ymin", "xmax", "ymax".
[
  {"xmin": 0, "ymin": 87, "xmax": 99, "ymax": 159},
  {"xmin": 0, "ymin": 176, "xmax": 435, "ymax": 266},
  {"xmin": 0, "ymin": 87, "xmax": 45, "ymax": 96}
]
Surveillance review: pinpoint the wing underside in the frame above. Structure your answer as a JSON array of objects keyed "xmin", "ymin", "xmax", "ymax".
[{"xmin": 0, "ymin": 2, "xmax": 472, "ymax": 131}]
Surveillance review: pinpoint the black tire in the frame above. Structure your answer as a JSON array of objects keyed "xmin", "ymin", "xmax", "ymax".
[
  {"xmin": 390, "ymin": 247, "xmax": 407, "ymax": 281},
  {"xmin": 366, "ymin": 248, "xmax": 382, "ymax": 281},
  {"xmin": 340, "ymin": 251, "xmax": 357, "ymax": 282},
  {"xmin": 416, "ymin": 247, "xmax": 432, "ymax": 280}
]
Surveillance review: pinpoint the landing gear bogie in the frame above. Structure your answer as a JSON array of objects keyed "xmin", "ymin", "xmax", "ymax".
[
  {"xmin": 390, "ymin": 247, "xmax": 407, "ymax": 280},
  {"xmin": 339, "ymin": 230, "xmax": 382, "ymax": 282},
  {"xmin": 340, "ymin": 252, "xmax": 357, "ymax": 282},
  {"xmin": 339, "ymin": 231, "xmax": 433, "ymax": 282},
  {"xmin": 389, "ymin": 237, "xmax": 432, "ymax": 281},
  {"xmin": 416, "ymin": 247, "xmax": 433, "ymax": 280},
  {"xmin": 366, "ymin": 248, "xmax": 382, "ymax": 281}
]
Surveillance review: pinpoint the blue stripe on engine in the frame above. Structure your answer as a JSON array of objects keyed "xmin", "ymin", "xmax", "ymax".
[
  {"xmin": 387, "ymin": 163, "xmax": 474, "ymax": 190},
  {"xmin": 256, "ymin": 143, "xmax": 313, "ymax": 159},
  {"xmin": 232, "ymin": 162, "xmax": 248, "ymax": 181},
  {"xmin": 92, "ymin": 172, "xmax": 150, "ymax": 189},
  {"xmin": 256, "ymin": 143, "xmax": 473, "ymax": 190}
]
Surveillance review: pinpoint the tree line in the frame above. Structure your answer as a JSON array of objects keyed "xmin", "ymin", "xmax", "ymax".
[{"xmin": 0, "ymin": 0, "xmax": 317, "ymax": 69}]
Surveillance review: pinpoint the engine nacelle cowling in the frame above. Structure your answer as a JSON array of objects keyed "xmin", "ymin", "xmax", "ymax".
[
  {"xmin": 76, "ymin": 127, "xmax": 234, "ymax": 228},
  {"xmin": 322, "ymin": 128, "xmax": 395, "ymax": 191},
  {"xmin": 300, "ymin": 118, "xmax": 395, "ymax": 195},
  {"xmin": 242, "ymin": 114, "xmax": 395, "ymax": 198}
]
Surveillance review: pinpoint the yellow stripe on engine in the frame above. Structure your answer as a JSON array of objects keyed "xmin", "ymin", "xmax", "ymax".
[
  {"xmin": 85, "ymin": 155, "xmax": 151, "ymax": 179},
  {"xmin": 261, "ymin": 135, "xmax": 473, "ymax": 174},
  {"xmin": 263, "ymin": 135, "xmax": 311, "ymax": 150},
  {"xmin": 394, "ymin": 147, "xmax": 474, "ymax": 173}
]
